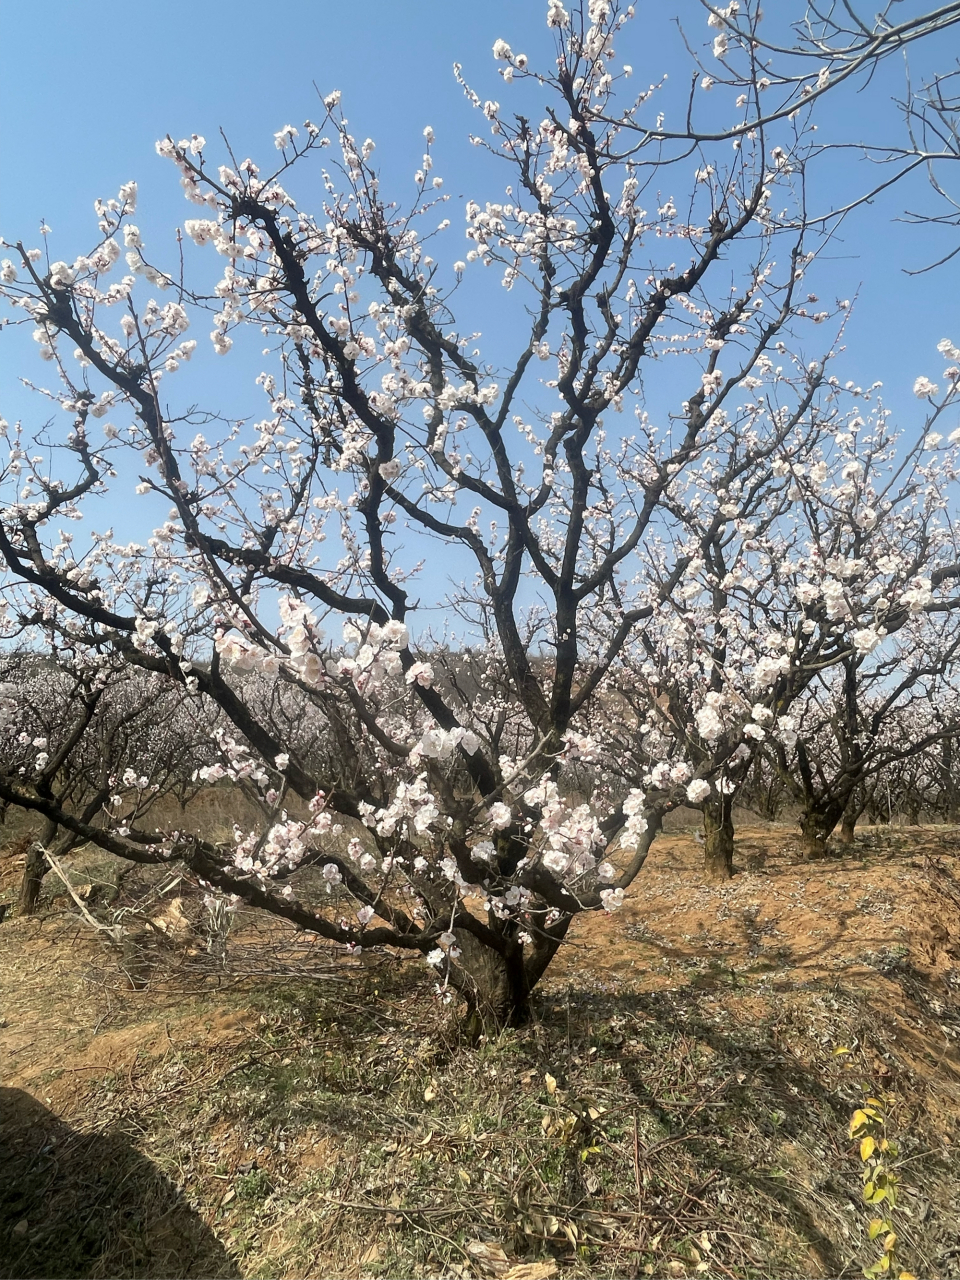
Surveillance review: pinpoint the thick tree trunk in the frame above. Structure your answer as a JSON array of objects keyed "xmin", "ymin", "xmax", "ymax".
[
  {"xmin": 839, "ymin": 787, "xmax": 863, "ymax": 846},
  {"xmin": 798, "ymin": 801, "xmax": 844, "ymax": 860},
  {"xmin": 455, "ymin": 935, "xmax": 529, "ymax": 1034},
  {"xmin": 703, "ymin": 793, "xmax": 735, "ymax": 882},
  {"xmin": 457, "ymin": 917, "xmax": 573, "ymax": 1035},
  {"xmin": 941, "ymin": 738, "xmax": 959, "ymax": 823},
  {"xmin": 18, "ymin": 820, "xmax": 57, "ymax": 916},
  {"xmin": 839, "ymin": 808, "xmax": 857, "ymax": 846}
]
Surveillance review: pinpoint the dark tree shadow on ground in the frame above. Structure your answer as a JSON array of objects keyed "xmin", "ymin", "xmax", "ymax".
[{"xmin": 0, "ymin": 1088, "xmax": 239, "ymax": 1279}]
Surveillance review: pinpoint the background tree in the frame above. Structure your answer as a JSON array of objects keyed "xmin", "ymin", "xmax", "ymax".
[{"xmin": 0, "ymin": 651, "xmax": 216, "ymax": 913}]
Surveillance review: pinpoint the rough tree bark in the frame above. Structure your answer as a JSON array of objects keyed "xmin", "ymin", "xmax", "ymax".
[
  {"xmin": 798, "ymin": 799, "xmax": 848, "ymax": 860},
  {"xmin": 838, "ymin": 786, "xmax": 864, "ymax": 846},
  {"xmin": 18, "ymin": 819, "xmax": 56, "ymax": 915},
  {"xmin": 703, "ymin": 792, "xmax": 735, "ymax": 882}
]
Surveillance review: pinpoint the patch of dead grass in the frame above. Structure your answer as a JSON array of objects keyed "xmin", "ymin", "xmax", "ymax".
[{"xmin": 1, "ymin": 824, "xmax": 960, "ymax": 1277}]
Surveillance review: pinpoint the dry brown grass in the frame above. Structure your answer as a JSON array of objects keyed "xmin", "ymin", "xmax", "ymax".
[{"xmin": 2, "ymin": 823, "xmax": 960, "ymax": 1278}]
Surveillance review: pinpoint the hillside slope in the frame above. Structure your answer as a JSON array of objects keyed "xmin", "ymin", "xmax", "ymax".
[{"xmin": 2, "ymin": 825, "xmax": 959, "ymax": 1279}]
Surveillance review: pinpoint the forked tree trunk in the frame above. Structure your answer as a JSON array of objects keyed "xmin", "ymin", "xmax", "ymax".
[
  {"xmin": 18, "ymin": 819, "xmax": 57, "ymax": 915},
  {"xmin": 799, "ymin": 812, "xmax": 829, "ymax": 860},
  {"xmin": 455, "ymin": 918, "xmax": 572, "ymax": 1034},
  {"xmin": 455, "ymin": 934, "xmax": 532, "ymax": 1034},
  {"xmin": 799, "ymin": 800, "xmax": 845, "ymax": 860},
  {"xmin": 703, "ymin": 793, "xmax": 735, "ymax": 882}
]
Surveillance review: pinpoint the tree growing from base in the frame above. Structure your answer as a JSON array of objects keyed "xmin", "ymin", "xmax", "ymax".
[{"xmin": 2, "ymin": 1, "xmax": 960, "ymax": 1023}]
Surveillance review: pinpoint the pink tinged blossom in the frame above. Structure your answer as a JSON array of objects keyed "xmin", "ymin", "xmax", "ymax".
[
  {"xmin": 686, "ymin": 778, "xmax": 712, "ymax": 804},
  {"xmin": 599, "ymin": 887, "xmax": 624, "ymax": 912},
  {"xmin": 185, "ymin": 220, "xmax": 218, "ymax": 246},
  {"xmin": 405, "ymin": 661, "xmax": 434, "ymax": 688},
  {"xmin": 488, "ymin": 802, "xmax": 512, "ymax": 829},
  {"xmin": 853, "ymin": 628, "xmax": 883, "ymax": 655},
  {"xmin": 274, "ymin": 124, "xmax": 299, "ymax": 150},
  {"xmin": 752, "ymin": 653, "xmax": 791, "ymax": 689},
  {"xmin": 622, "ymin": 789, "xmax": 645, "ymax": 817},
  {"xmin": 48, "ymin": 262, "xmax": 75, "ymax": 288},
  {"xmin": 382, "ymin": 619, "xmax": 409, "ymax": 647},
  {"xmin": 620, "ymin": 788, "xmax": 647, "ymax": 844},
  {"xmin": 913, "ymin": 376, "xmax": 938, "ymax": 399},
  {"xmin": 695, "ymin": 705, "xmax": 724, "ymax": 742},
  {"xmin": 357, "ymin": 905, "xmax": 375, "ymax": 925},
  {"xmin": 542, "ymin": 849, "xmax": 571, "ymax": 875},
  {"xmin": 902, "ymin": 579, "xmax": 933, "ymax": 612}
]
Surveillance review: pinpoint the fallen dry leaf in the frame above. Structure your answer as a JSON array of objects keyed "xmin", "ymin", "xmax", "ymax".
[
  {"xmin": 466, "ymin": 1239, "xmax": 510, "ymax": 1274},
  {"xmin": 502, "ymin": 1263, "xmax": 558, "ymax": 1280}
]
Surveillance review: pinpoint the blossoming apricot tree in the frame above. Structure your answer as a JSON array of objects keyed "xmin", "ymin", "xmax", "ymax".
[{"xmin": 2, "ymin": 1, "xmax": 960, "ymax": 1021}]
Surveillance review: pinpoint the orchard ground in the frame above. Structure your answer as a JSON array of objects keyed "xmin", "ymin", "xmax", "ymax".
[{"xmin": 2, "ymin": 821, "xmax": 960, "ymax": 1279}]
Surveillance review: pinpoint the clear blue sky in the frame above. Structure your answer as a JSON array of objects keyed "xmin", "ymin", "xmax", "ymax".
[{"xmin": 2, "ymin": 1, "xmax": 958, "ymax": 525}]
